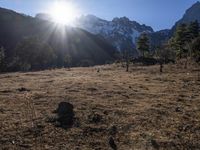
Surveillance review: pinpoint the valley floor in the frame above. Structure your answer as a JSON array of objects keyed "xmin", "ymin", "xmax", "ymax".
[{"xmin": 0, "ymin": 64, "xmax": 200, "ymax": 150}]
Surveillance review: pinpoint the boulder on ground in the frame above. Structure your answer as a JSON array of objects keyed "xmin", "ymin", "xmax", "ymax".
[{"xmin": 54, "ymin": 102, "xmax": 74, "ymax": 128}]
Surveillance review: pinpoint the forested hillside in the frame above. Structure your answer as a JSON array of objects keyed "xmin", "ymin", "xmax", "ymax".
[{"xmin": 0, "ymin": 7, "xmax": 117, "ymax": 72}]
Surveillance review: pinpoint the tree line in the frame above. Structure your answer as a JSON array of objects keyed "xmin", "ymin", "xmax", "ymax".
[
  {"xmin": 0, "ymin": 21, "xmax": 199, "ymax": 73},
  {"xmin": 169, "ymin": 20, "xmax": 200, "ymax": 63},
  {"xmin": 0, "ymin": 8, "xmax": 117, "ymax": 73},
  {"xmin": 0, "ymin": 36, "xmax": 72, "ymax": 72},
  {"xmin": 138, "ymin": 20, "xmax": 200, "ymax": 62},
  {"xmin": 123, "ymin": 20, "xmax": 200, "ymax": 72}
]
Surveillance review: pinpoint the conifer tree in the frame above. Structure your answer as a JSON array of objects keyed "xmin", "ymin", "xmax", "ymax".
[
  {"xmin": 137, "ymin": 33, "xmax": 150, "ymax": 57},
  {"xmin": 14, "ymin": 37, "xmax": 56, "ymax": 71},
  {"xmin": 191, "ymin": 37, "xmax": 200, "ymax": 62},
  {"xmin": 0, "ymin": 47, "xmax": 5, "ymax": 72},
  {"xmin": 187, "ymin": 20, "xmax": 199, "ymax": 40},
  {"xmin": 170, "ymin": 24, "xmax": 188, "ymax": 59},
  {"xmin": 169, "ymin": 21, "xmax": 200, "ymax": 67},
  {"xmin": 64, "ymin": 54, "xmax": 72, "ymax": 69}
]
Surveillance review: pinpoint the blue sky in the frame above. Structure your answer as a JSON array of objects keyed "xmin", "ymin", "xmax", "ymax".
[{"xmin": 0, "ymin": 0, "xmax": 199, "ymax": 31}]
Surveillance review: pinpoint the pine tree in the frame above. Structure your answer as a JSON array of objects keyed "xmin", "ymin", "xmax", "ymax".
[
  {"xmin": 170, "ymin": 21, "xmax": 200, "ymax": 65},
  {"xmin": 0, "ymin": 47, "xmax": 5, "ymax": 72},
  {"xmin": 191, "ymin": 37, "xmax": 200, "ymax": 62},
  {"xmin": 185, "ymin": 21, "xmax": 199, "ymax": 58},
  {"xmin": 64, "ymin": 54, "xmax": 72, "ymax": 69},
  {"xmin": 14, "ymin": 37, "xmax": 56, "ymax": 71},
  {"xmin": 187, "ymin": 20, "xmax": 199, "ymax": 40},
  {"xmin": 155, "ymin": 43, "xmax": 176, "ymax": 63},
  {"xmin": 137, "ymin": 33, "xmax": 150, "ymax": 57},
  {"xmin": 170, "ymin": 24, "xmax": 188, "ymax": 59}
]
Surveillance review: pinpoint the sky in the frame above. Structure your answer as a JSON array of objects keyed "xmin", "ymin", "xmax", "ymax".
[{"xmin": 0, "ymin": 0, "xmax": 199, "ymax": 31}]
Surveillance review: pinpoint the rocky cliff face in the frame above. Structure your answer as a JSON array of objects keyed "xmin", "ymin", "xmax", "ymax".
[{"xmin": 75, "ymin": 15, "xmax": 153, "ymax": 56}]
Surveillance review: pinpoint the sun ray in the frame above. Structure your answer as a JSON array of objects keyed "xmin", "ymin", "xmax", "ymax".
[{"xmin": 48, "ymin": 1, "xmax": 79, "ymax": 25}]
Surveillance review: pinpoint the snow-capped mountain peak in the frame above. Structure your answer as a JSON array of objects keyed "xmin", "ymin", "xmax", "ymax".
[{"xmin": 75, "ymin": 15, "xmax": 153, "ymax": 54}]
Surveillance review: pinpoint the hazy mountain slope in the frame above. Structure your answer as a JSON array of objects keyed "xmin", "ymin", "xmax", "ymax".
[
  {"xmin": 150, "ymin": 1, "xmax": 200, "ymax": 49},
  {"xmin": 0, "ymin": 7, "xmax": 117, "ymax": 66},
  {"xmin": 149, "ymin": 29, "xmax": 172, "ymax": 49},
  {"xmin": 174, "ymin": 1, "xmax": 200, "ymax": 27}
]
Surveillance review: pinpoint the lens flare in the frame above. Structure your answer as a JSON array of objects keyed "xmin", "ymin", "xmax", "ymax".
[{"xmin": 49, "ymin": 1, "xmax": 78, "ymax": 25}]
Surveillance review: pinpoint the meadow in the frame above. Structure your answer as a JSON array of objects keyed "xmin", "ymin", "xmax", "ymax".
[{"xmin": 0, "ymin": 63, "xmax": 200, "ymax": 149}]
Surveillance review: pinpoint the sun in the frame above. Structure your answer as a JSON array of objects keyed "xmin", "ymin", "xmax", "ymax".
[{"xmin": 49, "ymin": 1, "xmax": 78, "ymax": 25}]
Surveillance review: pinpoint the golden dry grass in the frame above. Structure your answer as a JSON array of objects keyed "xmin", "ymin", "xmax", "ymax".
[{"xmin": 0, "ymin": 64, "xmax": 200, "ymax": 150}]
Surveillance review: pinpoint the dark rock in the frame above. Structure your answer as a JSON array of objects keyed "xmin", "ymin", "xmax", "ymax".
[
  {"xmin": 57, "ymin": 115, "xmax": 74, "ymax": 127},
  {"xmin": 175, "ymin": 107, "xmax": 182, "ymax": 112},
  {"xmin": 87, "ymin": 87, "xmax": 98, "ymax": 92},
  {"xmin": 109, "ymin": 137, "xmax": 117, "ymax": 150},
  {"xmin": 109, "ymin": 125, "xmax": 118, "ymax": 136},
  {"xmin": 151, "ymin": 139, "xmax": 159, "ymax": 149},
  {"xmin": 56, "ymin": 102, "xmax": 74, "ymax": 115},
  {"xmin": 53, "ymin": 102, "xmax": 74, "ymax": 128},
  {"xmin": 103, "ymin": 110, "xmax": 108, "ymax": 115},
  {"xmin": 17, "ymin": 87, "xmax": 30, "ymax": 92}
]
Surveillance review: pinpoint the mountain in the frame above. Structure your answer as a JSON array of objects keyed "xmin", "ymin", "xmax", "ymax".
[
  {"xmin": 175, "ymin": 2, "xmax": 200, "ymax": 25},
  {"xmin": 1, "ymin": 1, "xmax": 199, "ymax": 66},
  {"xmin": 0, "ymin": 7, "xmax": 117, "ymax": 68},
  {"xmin": 35, "ymin": 13, "xmax": 52, "ymax": 21},
  {"xmin": 150, "ymin": 1, "xmax": 200, "ymax": 49},
  {"xmin": 75, "ymin": 15, "xmax": 153, "ymax": 56},
  {"xmin": 172, "ymin": 1, "xmax": 200, "ymax": 30},
  {"xmin": 74, "ymin": 1, "xmax": 200, "ymax": 53},
  {"xmin": 149, "ymin": 29, "xmax": 172, "ymax": 49}
]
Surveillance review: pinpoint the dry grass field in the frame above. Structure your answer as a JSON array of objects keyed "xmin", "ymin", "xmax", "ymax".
[{"xmin": 0, "ymin": 64, "xmax": 200, "ymax": 150}]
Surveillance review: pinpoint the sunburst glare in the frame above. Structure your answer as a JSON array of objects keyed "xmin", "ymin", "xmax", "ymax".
[{"xmin": 48, "ymin": 1, "xmax": 79, "ymax": 25}]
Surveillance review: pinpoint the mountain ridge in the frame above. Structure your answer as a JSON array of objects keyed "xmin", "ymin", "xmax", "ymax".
[
  {"xmin": 1, "ymin": 1, "xmax": 200, "ymax": 60},
  {"xmin": 74, "ymin": 15, "xmax": 153, "ymax": 56},
  {"xmin": 36, "ymin": 12, "xmax": 153, "ymax": 55},
  {"xmin": 149, "ymin": 1, "xmax": 200, "ymax": 49},
  {"xmin": 75, "ymin": 2, "xmax": 200, "ymax": 51}
]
